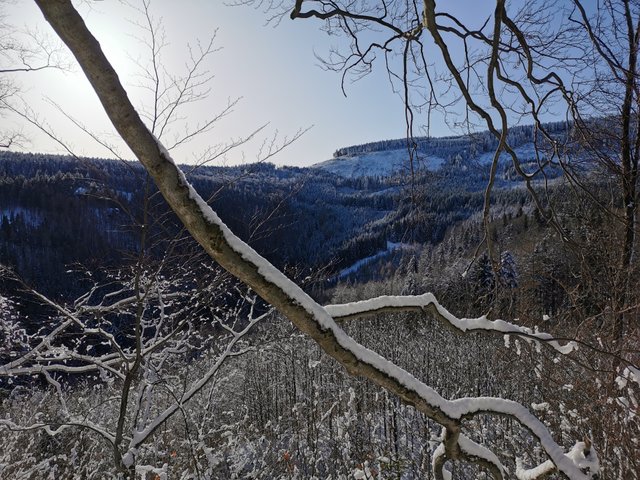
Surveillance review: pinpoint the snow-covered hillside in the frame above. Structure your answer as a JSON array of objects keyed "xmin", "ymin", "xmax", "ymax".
[
  {"xmin": 474, "ymin": 143, "xmax": 541, "ymax": 165},
  {"xmin": 313, "ymin": 142, "xmax": 548, "ymax": 178},
  {"xmin": 313, "ymin": 149, "xmax": 444, "ymax": 178},
  {"xmin": 313, "ymin": 122, "xmax": 570, "ymax": 178}
]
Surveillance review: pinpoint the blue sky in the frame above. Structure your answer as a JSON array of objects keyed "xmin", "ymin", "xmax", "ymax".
[{"xmin": 4, "ymin": 1, "xmax": 497, "ymax": 167}]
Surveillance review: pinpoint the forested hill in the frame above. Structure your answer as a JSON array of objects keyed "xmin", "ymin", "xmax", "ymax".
[
  {"xmin": 314, "ymin": 121, "xmax": 570, "ymax": 178},
  {"xmin": 0, "ymin": 123, "xmax": 564, "ymax": 300},
  {"xmin": 0, "ymin": 151, "xmax": 382, "ymax": 295},
  {"xmin": 331, "ymin": 122, "xmax": 569, "ymax": 158}
]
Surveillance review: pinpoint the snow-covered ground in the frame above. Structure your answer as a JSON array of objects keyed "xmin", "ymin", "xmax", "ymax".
[
  {"xmin": 474, "ymin": 143, "xmax": 541, "ymax": 165},
  {"xmin": 313, "ymin": 142, "xmax": 546, "ymax": 178},
  {"xmin": 314, "ymin": 149, "xmax": 444, "ymax": 178},
  {"xmin": 335, "ymin": 241, "xmax": 412, "ymax": 280}
]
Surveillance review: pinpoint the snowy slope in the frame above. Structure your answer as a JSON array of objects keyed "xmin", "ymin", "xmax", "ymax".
[
  {"xmin": 313, "ymin": 149, "xmax": 444, "ymax": 178},
  {"xmin": 334, "ymin": 241, "xmax": 414, "ymax": 281},
  {"xmin": 313, "ymin": 143, "xmax": 543, "ymax": 178},
  {"xmin": 474, "ymin": 143, "xmax": 541, "ymax": 165}
]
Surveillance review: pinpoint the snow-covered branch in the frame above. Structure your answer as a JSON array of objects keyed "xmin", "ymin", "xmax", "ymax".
[
  {"xmin": 0, "ymin": 418, "xmax": 116, "ymax": 445},
  {"xmin": 326, "ymin": 293, "xmax": 578, "ymax": 355},
  {"xmin": 433, "ymin": 428, "xmax": 506, "ymax": 480},
  {"xmin": 516, "ymin": 441, "xmax": 599, "ymax": 480},
  {"xmin": 121, "ymin": 310, "xmax": 264, "ymax": 465},
  {"xmin": 1, "ymin": 269, "xmax": 268, "ymax": 475}
]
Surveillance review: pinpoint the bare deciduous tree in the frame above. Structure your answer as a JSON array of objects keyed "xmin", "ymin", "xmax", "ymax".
[
  {"xmin": 1, "ymin": 240, "xmax": 272, "ymax": 477},
  {"xmin": 0, "ymin": 0, "xmax": 68, "ymax": 148}
]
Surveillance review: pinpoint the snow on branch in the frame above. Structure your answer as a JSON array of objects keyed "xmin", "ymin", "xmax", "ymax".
[
  {"xmin": 0, "ymin": 418, "xmax": 116, "ymax": 445},
  {"xmin": 121, "ymin": 308, "xmax": 266, "ymax": 464},
  {"xmin": 432, "ymin": 427, "xmax": 506, "ymax": 480},
  {"xmin": 516, "ymin": 440, "xmax": 599, "ymax": 480},
  {"xmin": 326, "ymin": 294, "xmax": 578, "ymax": 355},
  {"xmin": 458, "ymin": 433, "xmax": 506, "ymax": 477}
]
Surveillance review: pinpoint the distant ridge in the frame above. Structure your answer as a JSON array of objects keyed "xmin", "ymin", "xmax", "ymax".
[
  {"xmin": 314, "ymin": 122, "xmax": 570, "ymax": 179},
  {"xmin": 331, "ymin": 122, "xmax": 569, "ymax": 158}
]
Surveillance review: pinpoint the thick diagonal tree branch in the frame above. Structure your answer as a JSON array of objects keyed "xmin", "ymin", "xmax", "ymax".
[{"xmin": 32, "ymin": 1, "xmax": 596, "ymax": 478}]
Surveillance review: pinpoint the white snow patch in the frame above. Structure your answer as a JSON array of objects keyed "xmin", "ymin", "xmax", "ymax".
[
  {"xmin": 336, "ymin": 241, "xmax": 411, "ymax": 280},
  {"xmin": 516, "ymin": 441, "xmax": 599, "ymax": 480},
  {"xmin": 326, "ymin": 294, "xmax": 578, "ymax": 355},
  {"xmin": 476, "ymin": 143, "xmax": 540, "ymax": 165},
  {"xmin": 314, "ymin": 149, "xmax": 444, "ymax": 178}
]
